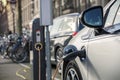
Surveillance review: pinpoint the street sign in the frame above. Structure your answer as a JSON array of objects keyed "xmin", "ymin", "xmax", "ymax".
[{"xmin": 40, "ymin": 0, "xmax": 53, "ymax": 26}]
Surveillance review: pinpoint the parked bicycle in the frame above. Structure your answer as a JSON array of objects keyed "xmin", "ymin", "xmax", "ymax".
[{"xmin": 9, "ymin": 34, "xmax": 30, "ymax": 63}]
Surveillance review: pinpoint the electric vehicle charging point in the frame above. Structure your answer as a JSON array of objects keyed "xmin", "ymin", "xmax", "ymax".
[
  {"xmin": 32, "ymin": 0, "xmax": 53, "ymax": 80},
  {"xmin": 40, "ymin": 0, "xmax": 53, "ymax": 80},
  {"xmin": 32, "ymin": 18, "xmax": 46, "ymax": 80}
]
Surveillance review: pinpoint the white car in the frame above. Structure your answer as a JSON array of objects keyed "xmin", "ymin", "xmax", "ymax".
[{"xmin": 62, "ymin": 0, "xmax": 120, "ymax": 80}]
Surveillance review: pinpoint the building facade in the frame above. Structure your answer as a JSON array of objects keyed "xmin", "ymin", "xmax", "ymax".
[
  {"xmin": 21, "ymin": 0, "xmax": 111, "ymax": 29},
  {"xmin": 6, "ymin": 0, "xmax": 111, "ymax": 34},
  {"xmin": 7, "ymin": 0, "xmax": 19, "ymax": 33},
  {"xmin": 21, "ymin": 0, "xmax": 40, "ymax": 30},
  {"xmin": 53, "ymin": 0, "xmax": 110, "ymax": 18},
  {"xmin": 7, "ymin": 1, "xmax": 15, "ymax": 33},
  {"xmin": 0, "ymin": 0, "xmax": 9, "ymax": 34}
]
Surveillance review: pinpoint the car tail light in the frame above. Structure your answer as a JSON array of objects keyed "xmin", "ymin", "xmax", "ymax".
[{"xmin": 72, "ymin": 32, "xmax": 78, "ymax": 36}]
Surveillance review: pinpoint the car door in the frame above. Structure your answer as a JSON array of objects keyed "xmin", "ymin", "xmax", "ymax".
[
  {"xmin": 87, "ymin": 1, "xmax": 120, "ymax": 80},
  {"xmin": 87, "ymin": 33, "xmax": 120, "ymax": 80}
]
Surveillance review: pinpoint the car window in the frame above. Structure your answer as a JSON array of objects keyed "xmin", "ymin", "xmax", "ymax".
[
  {"xmin": 114, "ymin": 6, "xmax": 120, "ymax": 25},
  {"xmin": 104, "ymin": 6, "xmax": 120, "ymax": 34},
  {"xmin": 104, "ymin": 0, "xmax": 116, "ymax": 14},
  {"xmin": 58, "ymin": 17, "xmax": 76, "ymax": 32},
  {"xmin": 104, "ymin": 1, "xmax": 120, "ymax": 27},
  {"xmin": 104, "ymin": 23, "xmax": 120, "ymax": 34},
  {"xmin": 50, "ymin": 18, "xmax": 63, "ymax": 35}
]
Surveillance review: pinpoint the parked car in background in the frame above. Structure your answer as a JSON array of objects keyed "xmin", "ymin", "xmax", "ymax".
[
  {"xmin": 62, "ymin": 0, "xmax": 120, "ymax": 80},
  {"xmin": 50, "ymin": 13, "xmax": 84, "ymax": 64}
]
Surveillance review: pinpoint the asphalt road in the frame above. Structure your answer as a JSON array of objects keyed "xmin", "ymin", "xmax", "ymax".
[
  {"xmin": 0, "ymin": 56, "xmax": 61, "ymax": 80},
  {"xmin": 0, "ymin": 56, "xmax": 23, "ymax": 80},
  {"xmin": 22, "ymin": 63, "xmax": 61, "ymax": 80}
]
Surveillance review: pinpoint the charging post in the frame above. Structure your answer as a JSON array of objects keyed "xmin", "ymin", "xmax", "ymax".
[
  {"xmin": 40, "ymin": 0, "xmax": 53, "ymax": 80},
  {"xmin": 32, "ymin": 0, "xmax": 52, "ymax": 80},
  {"xmin": 32, "ymin": 18, "xmax": 46, "ymax": 80}
]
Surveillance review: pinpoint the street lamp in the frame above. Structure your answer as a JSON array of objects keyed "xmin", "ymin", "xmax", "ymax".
[{"xmin": 10, "ymin": 0, "xmax": 16, "ymax": 33}]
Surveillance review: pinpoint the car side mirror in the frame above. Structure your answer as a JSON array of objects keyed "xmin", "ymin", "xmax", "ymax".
[{"xmin": 81, "ymin": 6, "xmax": 103, "ymax": 28}]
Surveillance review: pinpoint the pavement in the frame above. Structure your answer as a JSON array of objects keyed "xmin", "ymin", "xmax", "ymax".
[
  {"xmin": 0, "ymin": 56, "xmax": 32, "ymax": 80},
  {"xmin": 0, "ymin": 55, "xmax": 61, "ymax": 80},
  {"xmin": 19, "ymin": 63, "xmax": 32, "ymax": 80}
]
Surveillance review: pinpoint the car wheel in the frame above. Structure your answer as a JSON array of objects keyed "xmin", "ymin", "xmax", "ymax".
[
  {"xmin": 55, "ymin": 47, "xmax": 63, "ymax": 73},
  {"xmin": 55, "ymin": 47, "xmax": 63, "ymax": 62},
  {"xmin": 64, "ymin": 60, "xmax": 82, "ymax": 80}
]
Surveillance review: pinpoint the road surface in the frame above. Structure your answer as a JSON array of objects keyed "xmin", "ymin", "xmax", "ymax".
[{"xmin": 0, "ymin": 56, "xmax": 61, "ymax": 80}]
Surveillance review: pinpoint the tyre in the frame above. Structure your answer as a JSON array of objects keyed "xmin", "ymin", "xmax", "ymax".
[
  {"xmin": 0, "ymin": 47, "xmax": 5, "ymax": 56},
  {"xmin": 7, "ymin": 46, "xmax": 13, "ymax": 58},
  {"xmin": 0, "ymin": 45, "xmax": 5, "ymax": 56},
  {"xmin": 11, "ymin": 47, "xmax": 28, "ymax": 63},
  {"xmin": 55, "ymin": 47, "xmax": 63, "ymax": 73},
  {"xmin": 55, "ymin": 47, "xmax": 63, "ymax": 63},
  {"xmin": 64, "ymin": 60, "xmax": 82, "ymax": 80}
]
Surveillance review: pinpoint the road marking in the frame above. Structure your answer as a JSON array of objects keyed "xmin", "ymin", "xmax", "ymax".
[
  {"xmin": 16, "ymin": 68, "xmax": 27, "ymax": 80},
  {"xmin": 19, "ymin": 63, "xmax": 60, "ymax": 80},
  {"xmin": 17, "ymin": 63, "xmax": 31, "ymax": 80},
  {"xmin": 19, "ymin": 63, "xmax": 31, "ymax": 69}
]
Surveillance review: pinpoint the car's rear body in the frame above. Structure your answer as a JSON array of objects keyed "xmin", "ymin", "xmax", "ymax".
[{"xmin": 50, "ymin": 13, "xmax": 84, "ymax": 64}]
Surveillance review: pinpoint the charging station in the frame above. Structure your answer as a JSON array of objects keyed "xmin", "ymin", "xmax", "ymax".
[
  {"xmin": 40, "ymin": 0, "xmax": 53, "ymax": 80},
  {"xmin": 32, "ymin": 18, "xmax": 46, "ymax": 80},
  {"xmin": 32, "ymin": 0, "xmax": 53, "ymax": 80}
]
